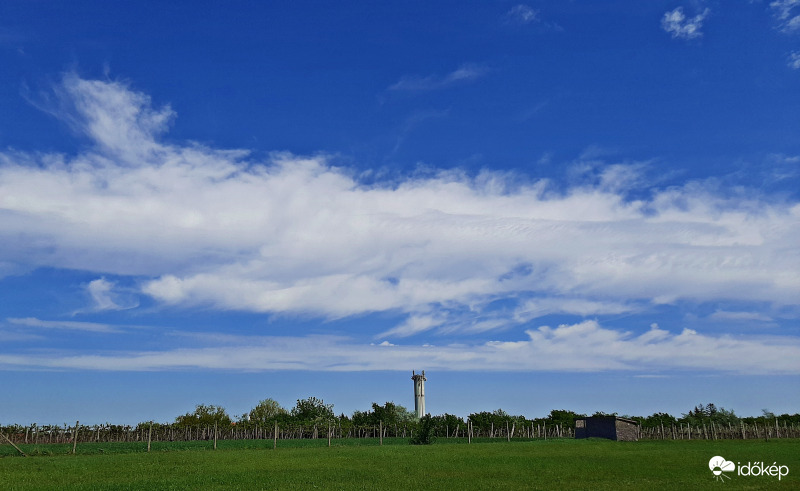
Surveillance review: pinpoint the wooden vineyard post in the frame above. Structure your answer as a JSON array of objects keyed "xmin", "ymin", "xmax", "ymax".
[
  {"xmin": 506, "ymin": 422, "xmax": 510, "ymax": 442},
  {"xmin": 72, "ymin": 421, "xmax": 79, "ymax": 455},
  {"xmin": 214, "ymin": 423, "xmax": 218, "ymax": 450},
  {"xmin": 328, "ymin": 423, "xmax": 331, "ymax": 447},
  {"xmin": 147, "ymin": 422, "xmax": 153, "ymax": 452},
  {"xmin": 1, "ymin": 431, "xmax": 27, "ymax": 457},
  {"xmin": 273, "ymin": 421, "xmax": 278, "ymax": 450},
  {"xmin": 467, "ymin": 421, "xmax": 471, "ymax": 444},
  {"xmin": 379, "ymin": 421, "xmax": 383, "ymax": 446}
]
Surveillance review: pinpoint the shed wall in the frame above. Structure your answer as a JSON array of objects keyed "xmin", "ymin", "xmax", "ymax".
[{"xmin": 575, "ymin": 417, "xmax": 639, "ymax": 441}]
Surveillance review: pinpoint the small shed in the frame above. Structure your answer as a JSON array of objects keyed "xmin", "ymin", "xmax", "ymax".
[{"xmin": 574, "ymin": 416, "xmax": 640, "ymax": 441}]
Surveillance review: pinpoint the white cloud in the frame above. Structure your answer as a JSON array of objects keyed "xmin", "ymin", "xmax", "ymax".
[
  {"xmin": 513, "ymin": 297, "xmax": 635, "ymax": 321},
  {"xmin": 1, "ymin": 75, "xmax": 799, "ymax": 339},
  {"xmin": 87, "ymin": 278, "xmax": 139, "ymax": 311},
  {"xmin": 378, "ymin": 314, "xmax": 445, "ymax": 338},
  {"xmin": 789, "ymin": 51, "xmax": 800, "ymax": 69},
  {"xmin": 0, "ymin": 320, "xmax": 797, "ymax": 374},
  {"xmin": 30, "ymin": 74, "xmax": 175, "ymax": 163},
  {"xmin": 661, "ymin": 7, "xmax": 710, "ymax": 40},
  {"xmin": 708, "ymin": 310, "xmax": 774, "ymax": 323},
  {"xmin": 389, "ymin": 64, "xmax": 487, "ymax": 91},
  {"xmin": 770, "ymin": 0, "xmax": 800, "ymax": 32},
  {"xmin": 7, "ymin": 317, "xmax": 117, "ymax": 333},
  {"xmin": 506, "ymin": 5, "xmax": 539, "ymax": 25}
]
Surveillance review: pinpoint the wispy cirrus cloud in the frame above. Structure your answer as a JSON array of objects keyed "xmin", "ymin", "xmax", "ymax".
[
  {"xmin": 86, "ymin": 278, "xmax": 139, "ymax": 311},
  {"xmin": 1, "ymin": 320, "xmax": 798, "ymax": 374},
  {"xmin": 7, "ymin": 317, "xmax": 118, "ymax": 333},
  {"xmin": 388, "ymin": 64, "xmax": 487, "ymax": 91},
  {"xmin": 505, "ymin": 5, "xmax": 539, "ymax": 25},
  {"xmin": 708, "ymin": 310, "xmax": 774, "ymax": 323},
  {"xmin": 770, "ymin": 0, "xmax": 800, "ymax": 32},
  {"xmin": 661, "ymin": 6, "xmax": 710, "ymax": 40},
  {"xmin": 789, "ymin": 51, "xmax": 800, "ymax": 69}
]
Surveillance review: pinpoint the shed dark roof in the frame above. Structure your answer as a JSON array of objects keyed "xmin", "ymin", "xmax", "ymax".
[{"xmin": 578, "ymin": 416, "xmax": 640, "ymax": 425}]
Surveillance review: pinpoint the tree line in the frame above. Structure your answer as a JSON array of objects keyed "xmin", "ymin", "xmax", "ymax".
[
  {"xmin": 3, "ymin": 399, "xmax": 798, "ymax": 441},
  {"xmin": 159, "ymin": 399, "xmax": 800, "ymax": 434}
]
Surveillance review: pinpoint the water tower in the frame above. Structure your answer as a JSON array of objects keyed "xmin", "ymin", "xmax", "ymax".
[{"xmin": 411, "ymin": 370, "xmax": 426, "ymax": 418}]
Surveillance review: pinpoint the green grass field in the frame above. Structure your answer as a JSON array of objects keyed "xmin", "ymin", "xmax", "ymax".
[{"xmin": 1, "ymin": 438, "xmax": 797, "ymax": 490}]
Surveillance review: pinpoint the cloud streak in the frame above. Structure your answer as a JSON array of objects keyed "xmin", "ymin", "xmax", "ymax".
[
  {"xmin": 661, "ymin": 7, "xmax": 710, "ymax": 40},
  {"xmin": 789, "ymin": 51, "xmax": 800, "ymax": 69},
  {"xmin": 389, "ymin": 64, "xmax": 487, "ymax": 91},
  {"xmin": 7, "ymin": 317, "xmax": 118, "ymax": 333},
  {"xmin": 770, "ymin": 0, "xmax": 800, "ymax": 32},
  {"xmin": 86, "ymin": 278, "xmax": 139, "ymax": 311},
  {"xmin": 0, "ymin": 320, "xmax": 797, "ymax": 374},
  {"xmin": 505, "ymin": 5, "xmax": 539, "ymax": 25}
]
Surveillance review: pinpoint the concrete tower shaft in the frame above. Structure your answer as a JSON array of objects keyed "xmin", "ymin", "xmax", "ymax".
[{"xmin": 411, "ymin": 370, "xmax": 426, "ymax": 418}]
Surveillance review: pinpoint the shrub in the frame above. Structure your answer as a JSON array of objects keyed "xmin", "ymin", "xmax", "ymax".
[{"xmin": 410, "ymin": 414, "xmax": 436, "ymax": 445}]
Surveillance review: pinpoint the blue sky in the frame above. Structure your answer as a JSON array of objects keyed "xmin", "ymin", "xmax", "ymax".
[{"xmin": 1, "ymin": 1, "xmax": 799, "ymax": 425}]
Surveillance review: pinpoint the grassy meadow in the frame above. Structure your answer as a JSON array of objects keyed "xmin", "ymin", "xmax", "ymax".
[{"xmin": 1, "ymin": 437, "xmax": 798, "ymax": 490}]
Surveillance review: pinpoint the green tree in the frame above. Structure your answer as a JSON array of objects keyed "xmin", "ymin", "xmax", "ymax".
[
  {"xmin": 247, "ymin": 398, "xmax": 288, "ymax": 424},
  {"xmin": 712, "ymin": 407, "xmax": 740, "ymax": 426},
  {"xmin": 351, "ymin": 409, "xmax": 371, "ymax": 427},
  {"xmin": 291, "ymin": 396, "xmax": 334, "ymax": 423},
  {"xmin": 680, "ymin": 403, "xmax": 739, "ymax": 426},
  {"xmin": 468, "ymin": 409, "xmax": 526, "ymax": 434},
  {"xmin": 642, "ymin": 412, "xmax": 678, "ymax": 428},
  {"xmin": 175, "ymin": 404, "xmax": 232, "ymax": 426},
  {"xmin": 370, "ymin": 402, "xmax": 415, "ymax": 426},
  {"xmin": 546, "ymin": 409, "xmax": 585, "ymax": 429},
  {"xmin": 431, "ymin": 413, "xmax": 465, "ymax": 437},
  {"xmin": 467, "ymin": 410, "xmax": 495, "ymax": 430}
]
